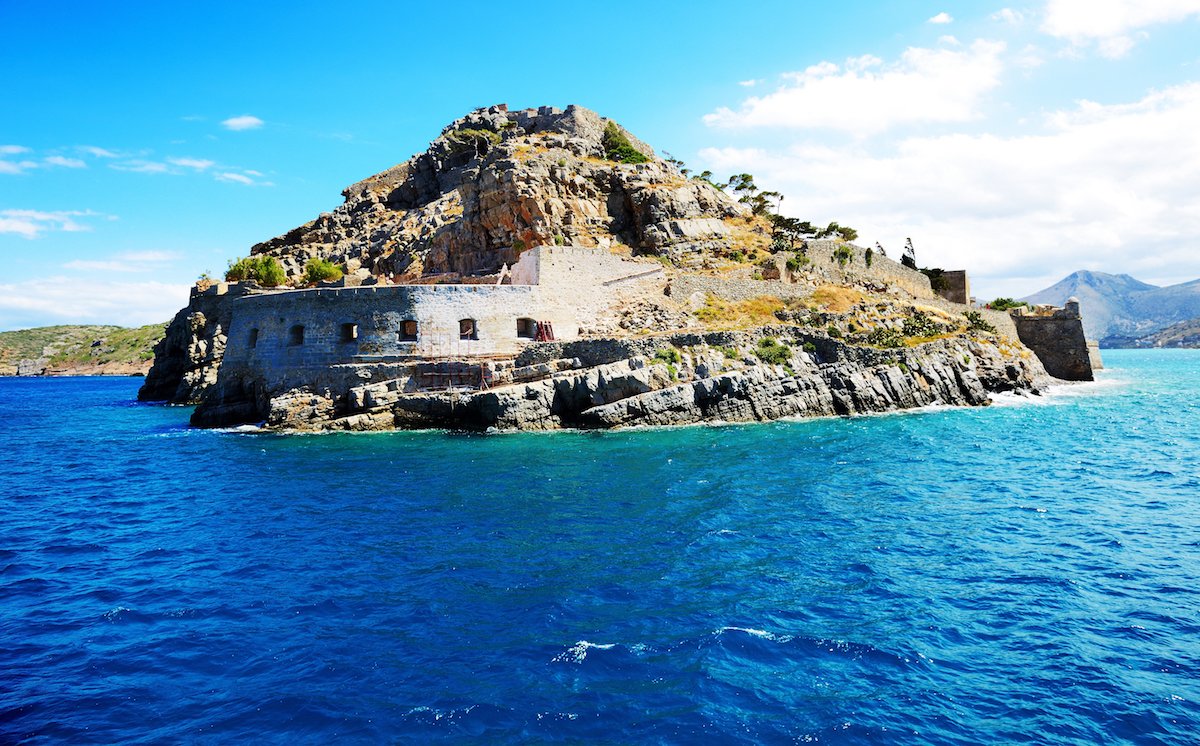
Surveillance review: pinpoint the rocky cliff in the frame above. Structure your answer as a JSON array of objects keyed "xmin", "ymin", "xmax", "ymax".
[
  {"xmin": 191, "ymin": 322, "xmax": 1048, "ymax": 432},
  {"xmin": 250, "ymin": 104, "xmax": 747, "ymax": 282}
]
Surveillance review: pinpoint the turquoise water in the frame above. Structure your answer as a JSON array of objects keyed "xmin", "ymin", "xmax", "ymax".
[{"xmin": 2, "ymin": 350, "xmax": 1198, "ymax": 743}]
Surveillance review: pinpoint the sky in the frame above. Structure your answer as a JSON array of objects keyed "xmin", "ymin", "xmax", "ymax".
[{"xmin": 2, "ymin": 0, "xmax": 1199, "ymax": 330}]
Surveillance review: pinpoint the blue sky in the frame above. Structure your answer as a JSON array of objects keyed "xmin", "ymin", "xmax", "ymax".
[{"xmin": 3, "ymin": 0, "xmax": 1199, "ymax": 330}]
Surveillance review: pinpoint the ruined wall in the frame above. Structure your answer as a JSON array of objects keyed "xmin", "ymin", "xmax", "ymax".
[
  {"xmin": 217, "ymin": 247, "xmax": 665, "ymax": 382},
  {"xmin": 512, "ymin": 245, "xmax": 664, "ymax": 287},
  {"xmin": 936, "ymin": 271, "xmax": 971, "ymax": 305},
  {"xmin": 802, "ymin": 240, "xmax": 936, "ymax": 299},
  {"xmin": 1012, "ymin": 301, "xmax": 1095, "ymax": 381}
]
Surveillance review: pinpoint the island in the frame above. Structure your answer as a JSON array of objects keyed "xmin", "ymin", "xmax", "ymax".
[{"xmin": 138, "ymin": 105, "xmax": 1098, "ymax": 431}]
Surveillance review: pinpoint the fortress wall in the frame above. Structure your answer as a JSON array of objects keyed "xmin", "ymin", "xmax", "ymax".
[
  {"xmin": 802, "ymin": 240, "xmax": 936, "ymax": 299},
  {"xmin": 1012, "ymin": 304, "xmax": 1095, "ymax": 381},
  {"xmin": 522, "ymin": 245, "xmax": 665, "ymax": 287},
  {"xmin": 217, "ymin": 249, "xmax": 665, "ymax": 382},
  {"xmin": 936, "ymin": 271, "xmax": 971, "ymax": 305},
  {"xmin": 222, "ymin": 285, "xmax": 548, "ymax": 380}
]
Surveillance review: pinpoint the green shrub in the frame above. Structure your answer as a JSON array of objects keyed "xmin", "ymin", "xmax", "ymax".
[
  {"xmin": 867, "ymin": 327, "xmax": 904, "ymax": 348},
  {"xmin": 920, "ymin": 267, "xmax": 949, "ymax": 292},
  {"xmin": 833, "ymin": 246, "xmax": 854, "ymax": 266},
  {"xmin": 602, "ymin": 121, "xmax": 650, "ymax": 164},
  {"xmin": 728, "ymin": 250, "xmax": 746, "ymax": 263},
  {"xmin": 755, "ymin": 337, "xmax": 792, "ymax": 365},
  {"xmin": 302, "ymin": 257, "xmax": 343, "ymax": 285},
  {"xmin": 802, "ymin": 341, "xmax": 816, "ymax": 352},
  {"xmin": 513, "ymin": 238, "xmax": 527, "ymax": 253},
  {"xmin": 902, "ymin": 311, "xmax": 942, "ymax": 338},
  {"xmin": 964, "ymin": 310, "xmax": 997, "ymax": 334},
  {"xmin": 865, "ymin": 247, "xmax": 874, "ymax": 267},
  {"xmin": 553, "ymin": 234, "xmax": 565, "ymax": 246},
  {"xmin": 225, "ymin": 255, "xmax": 286, "ymax": 287},
  {"xmin": 827, "ymin": 325, "xmax": 843, "ymax": 339},
  {"xmin": 653, "ymin": 347, "xmax": 682, "ymax": 365},
  {"xmin": 988, "ymin": 297, "xmax": 1028, "ymax": 311},
  {"xmin": 718, "ymin": 345, "xmax": 739, "ymax": 359},
  {"xmin": 786, "ymin": 252, "xmax": 810, "ymax": 272}
]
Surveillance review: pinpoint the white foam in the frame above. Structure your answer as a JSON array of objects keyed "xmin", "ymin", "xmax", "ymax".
[{"xmin": 553, "ymin": 640, "xmax": 617, "ymax": 664}]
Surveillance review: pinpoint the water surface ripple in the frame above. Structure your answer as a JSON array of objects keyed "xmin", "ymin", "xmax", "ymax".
[{"xmin": 2, "ymin": 350, "xmax": 1198, "ymax": 743}]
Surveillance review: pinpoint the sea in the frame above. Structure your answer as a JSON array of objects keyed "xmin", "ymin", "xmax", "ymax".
[{"xmin": 1, "ymin": 349, "xmax": 1198, "ymax": 744}]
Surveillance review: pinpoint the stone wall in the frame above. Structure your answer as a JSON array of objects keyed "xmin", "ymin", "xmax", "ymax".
[
  {"xmin": 803, "ymin": 239, "xmax": 936, "ymax": 299},
  {"xmin": 1011, "ymin": 301, "xmax": 1095, "ymax": 381},
  {"xmin": 217, "ymin": 246, "xmax": 665, "ymax": 384},
  {"xmin": 936, "ymin": 270, "xmax": 971, "ymax": 305}
]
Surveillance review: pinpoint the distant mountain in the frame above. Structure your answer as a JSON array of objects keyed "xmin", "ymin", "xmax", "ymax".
[
  {"xmin": 1022, "ymin": 270, "xmax": 1200, "ymax": 347},
  {"xmin": 1136, "ymin": 318, "xmax": 1200, "ymax": 348}
]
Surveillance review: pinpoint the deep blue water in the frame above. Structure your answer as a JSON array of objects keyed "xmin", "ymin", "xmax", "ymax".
[{"xmin": 2, "ymin": 350, "xmax": 1199, "ymax": 744}]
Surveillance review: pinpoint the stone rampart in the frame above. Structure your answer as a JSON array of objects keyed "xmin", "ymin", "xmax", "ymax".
[{"xmin": 1011, "ymin": 301, "xmax": 1094, "ymax": 381}]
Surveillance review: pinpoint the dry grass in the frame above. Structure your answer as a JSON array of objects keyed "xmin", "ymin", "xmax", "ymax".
[
  {"xmin": 695, "ymin": 294, "xmax": 785, "ymax": 328},
  {"xmin": 724, "ymin": 214, "xmax": 772, "ymax": 259},
  {"xmin": 809, "ymin": 285, "xmax": 864, "ymax": 313}
]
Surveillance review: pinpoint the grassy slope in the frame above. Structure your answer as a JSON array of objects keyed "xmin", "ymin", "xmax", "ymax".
[{"xmin": 0, "ymin": 324, "xmax": 166, "ymax": 374}]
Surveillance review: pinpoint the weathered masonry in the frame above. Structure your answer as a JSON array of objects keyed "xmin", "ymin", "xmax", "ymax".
[
  {"xmin": 1011, "ymin": 298, "xmax": 1100, "ymax": 381},
  {"xmin": 216, "ymin": 246, "xmax": 665, "ymax": 380}
]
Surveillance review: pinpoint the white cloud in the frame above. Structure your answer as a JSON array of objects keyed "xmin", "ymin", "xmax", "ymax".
[
  {"xmin": 738, "ymin": 79, "xmax": 762, "ymax": 87},
  {"xmin": 1041, "ymin": 0, "xmax": 1200, "ymax": 57},
  {"xmin": 699, "ymin": 82, "xmax": 1200, "ymax": 298},
  {"xmin": 0, "ymin": 209, "xmax": 107, "ymax": 238},
  {"xmin": 221, "ymin": 115, "xmax": 264, "ymax": 131},
  {"xmin": 168, "ymin": 157, "xmax": 215, "ymax": 170},
  {"xmin": 62, "ymin": 250, "xmax": 182, "ymax": 272},
  {"xmin": 0, "ymin": 277, "xmax": 189, "ymax": 330},
  {"xmin": 703, "ymin": 40, "xmax": 1006, "ymax": 136},
  {"xmin": 929, "ymin": 12, "xmax": 954, "ymax": 23},
  {"xmin": 0, "ymin": 159, "xmax": 38, "ymax": 175},
  {"xmin": 1, "ymin": 146, "xmax": 37, "ymax": 174},
  {"xmin": 44, "ymin": 155, "xmax": 87, "ymax": 169},
  {"xmin": 992, "ymin": 8, "xmax": 1025, "ymax": 24},
  {"xmin": 78, "ymin": 145, "xmax": 119, "ymax": 158},
  {"xmin": 214, "ymin": 171, "xmax": 272, "ymax": 186},
  {"xmin": 110, "ymin": 160, "xmax": 170, "ymax": 174}
]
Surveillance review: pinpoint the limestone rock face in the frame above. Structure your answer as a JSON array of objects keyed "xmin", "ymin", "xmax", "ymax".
[
  {"xmin": 189, "ymin": 327, "xmax": 1050, "ymax": 432},
  {"xmin": 248, "ymin": 104, "xmax": 745, "ymax": 281}
]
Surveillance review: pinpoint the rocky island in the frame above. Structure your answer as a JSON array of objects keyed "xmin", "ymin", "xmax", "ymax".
[{"xmin": 139, "ymin": 104, "xmax": 1096, "ymax": 431}]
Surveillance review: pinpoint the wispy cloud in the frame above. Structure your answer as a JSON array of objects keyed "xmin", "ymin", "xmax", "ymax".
[
  {"xmin": 1, "ymin": 146, "xmax": 37, "ymax": 175},
  {"xmin": 110, "ymin": 159, "xmax": 171, "ymax": 174},
  {"xmin": 0, "ymin": 209, "xmax": 109, "ymax": 238},
  {"xmin": 1041, "ymin": 0, "xmax": 1200, "ymax": 58},
  {"xmin": 928, "ymin": 12, "xmax": 953, "ymax": 24},
  {"xmin": 215, "ymin": 170, "xmax": 272, "ymax": 186},
  {"xmin": 992, "ymin": 8, "xmax": 1025, "ymax": 24},
  {"xmin": 0, "ymin": 276, "xmax": 189, "ymax": 330},
  {"xmin": 44, "ymin": 155, "xmax": 87, "ymax": 169},
  {"xmin": 703, "ymin": 39, "xmax": 1006, "ymax": 136},
  {"xmin": 167, "ymin": 157, "xmax": 215, "ymax": 170},
  {"xmin": 78, "ymin": 145, "xmax": 119, "ymax": 158},
  {"xmin": 221, "ymin": 115, "xmax": 264, "ymax": 131},
  {"xmin": 62, "ymin": 249, "xmax": 182, "ymax": 273}
]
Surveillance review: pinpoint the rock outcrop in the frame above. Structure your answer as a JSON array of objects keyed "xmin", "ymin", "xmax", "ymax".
[
  {"xmin": 248, "ymin": 104, "xmax": 746, "ymax": 281},
  {"xmin": 138, "ymin": 284, "xmax": 260, "ymax": 402},
  {"xmin": 190, "ymin": 325, "xmax": 1049, "ymax": 432}
]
